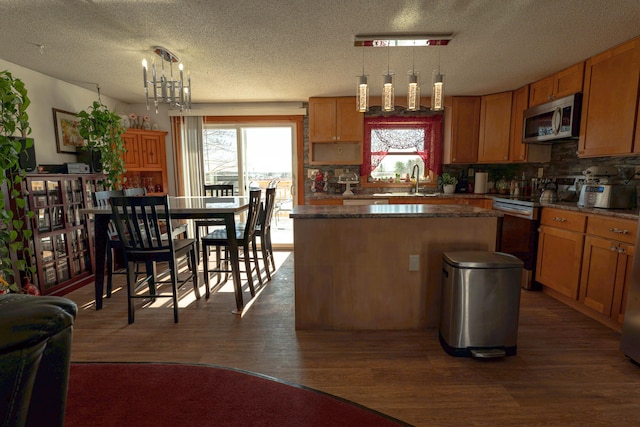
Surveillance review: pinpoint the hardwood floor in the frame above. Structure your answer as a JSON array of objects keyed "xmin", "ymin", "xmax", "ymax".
[{"xmin": 66, "ymin": 251, "xmax": 640, "ymax": 426}]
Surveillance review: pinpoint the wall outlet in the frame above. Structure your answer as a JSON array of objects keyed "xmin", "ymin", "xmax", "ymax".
[
  {"xmin": 635, "ymin": 166, "xmax": 640, "ymax": 177},
  {"xmin": 308, "ymin": 169, "xmax": 318, "ymax": 179},
  {"xmin": 335, "ymin": 168, "xmax": 344, "ymax": 178},
  {"xmin": 409, "ymin": 255, "xmax": 420, "ymax": 272},
  {"xmin": 537, "ymin": 167, "xmax": 544, "ymax": 178}
]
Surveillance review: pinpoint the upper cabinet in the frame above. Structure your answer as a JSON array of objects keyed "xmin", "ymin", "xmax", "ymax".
[
  {"xmin": 478, "ymin": 91, "xmax": 513, "ymax": 163},
  {"xmin": 509, "ymin": 86, "xmax": 552, "ymax": 163},
  {"xmin": 443, "ymin": 96, "xmax": 480, "ymax": 164},
  {"xmin": 528, "ymin": 62, "xmax": 585, "ymax": 107},
  {"xmin": 308, "ymin": 97, "xmax": 363, "ymax": 165},
  {"xmin": 578, "ymin": 36, "xmax": 640, "ymax": 157},
  {"xmin": 122, "ymin": 129, "xmax": 169, "ymax": 194},
  {"xmin": 309, "ymin": 97, "xmax": 363, "ymax": 142}
]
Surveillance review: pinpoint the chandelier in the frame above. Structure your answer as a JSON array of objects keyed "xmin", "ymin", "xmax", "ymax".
[{"xmin": 142, "ymin": 46, "xmax": 191, "ymax": 113}]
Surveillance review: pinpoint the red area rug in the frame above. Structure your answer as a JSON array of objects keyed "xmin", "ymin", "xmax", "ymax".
[{"xmin": 66, "ymin": 362, "xmax": 410, "ymax": 426}]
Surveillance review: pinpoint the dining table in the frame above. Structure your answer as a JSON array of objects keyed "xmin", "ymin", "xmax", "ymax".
[{"xmin": 82, "ymin": 195, "xmax": 251, "ymax": 314}]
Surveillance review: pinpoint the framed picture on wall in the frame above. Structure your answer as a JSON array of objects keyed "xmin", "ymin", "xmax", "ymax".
[{"xmin": 53, "ymin": 108, "xmax": 86, "ymax": 153}]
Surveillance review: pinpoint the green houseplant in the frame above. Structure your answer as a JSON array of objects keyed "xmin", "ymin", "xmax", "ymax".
[
  {"xmin": 438, "ymin": 172, "xmax": 458, "ymax": 194},
  {"xmin": 77, "ymin": 101, "xmax": 126, "ymax": 189},
  {"xmin": 0, "ymin": 70, "xmax": 35, "ymax": 292}
]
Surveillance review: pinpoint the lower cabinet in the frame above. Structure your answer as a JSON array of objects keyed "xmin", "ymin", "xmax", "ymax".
[
  {"xmin": 536, "ymin": 208, "xmax": 637, "ymax": 330},
  {"xmin": 579, "ymin": 216, "xmax": 636, "ymax": 325},
  {"xmin": 536, "ymin": 208, "xmax": 586, "ymax": 299}
]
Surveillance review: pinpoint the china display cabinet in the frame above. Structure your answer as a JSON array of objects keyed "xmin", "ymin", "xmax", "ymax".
[
  {"xmin": 122, "ymin": 129, "xmax": 169, "ymax": 194},
  {"xmin": 25, "ymin": 173, "xmax": 104, "ymax": 295}
]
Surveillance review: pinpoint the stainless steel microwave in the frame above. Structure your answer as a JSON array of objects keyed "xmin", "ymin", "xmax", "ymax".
[{"xmin": 522, "ymin": 93, "xmax": 582, "ymax": 143}]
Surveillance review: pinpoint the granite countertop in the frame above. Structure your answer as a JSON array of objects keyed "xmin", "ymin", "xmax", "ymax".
[
  {"xmin": 538, "ymin": 200, "xmax": 639, "ymax": 220},
  {"xmin": 311, "ymin": 192, "xmax": 487, "ymax": 200},
  {"xmin": 306, "ymin": 192, "xmax": 640, "ymax": 220},
  {"xmin": 291, "ymin": 204, "xmax": 502, "ymax": 219}
]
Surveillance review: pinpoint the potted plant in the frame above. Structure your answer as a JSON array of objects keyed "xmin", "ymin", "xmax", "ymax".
[
  {"xmin": 0, "ymin": 70, "xmax": 35, "ymax": 292},
  {"xmin": 438, "ymin": 173, "xmax": 458, "ymax": 194},
  {"xmin": 77, "ymin": 101, "xmax": 126, "ymax": 190}
]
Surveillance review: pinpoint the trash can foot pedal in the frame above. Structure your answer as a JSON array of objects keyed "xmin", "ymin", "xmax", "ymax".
[{"xmin": 470, "ymin": 348, "xmax": 506, "ymax": 358}]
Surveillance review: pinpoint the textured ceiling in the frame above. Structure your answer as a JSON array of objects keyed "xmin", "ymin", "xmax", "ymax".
[{"xmin": 0, "ymin": 0, "xmax": 639, "ymax": 106}]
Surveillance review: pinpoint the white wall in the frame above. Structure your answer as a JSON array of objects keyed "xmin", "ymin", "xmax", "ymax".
[
  {"xmin": 0, "ymin": 59, "xmax": 183, "ymax": 194},
  {"xmin": 0, "ymin": 58, "xmax": 128, "ymax": 165}
]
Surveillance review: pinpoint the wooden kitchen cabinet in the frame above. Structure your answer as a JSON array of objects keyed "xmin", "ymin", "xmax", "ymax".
[
  {"xmin": 443, "ymin": 96, "xmax": 480, "ymax": 164},
  {"xmin": 308, "ymin": 97, "xmax": 363, "ymax": 165},
  {"xmin": 478, "ymin": 91, "xmax": 513, "ymax": 163},
  {"xmin": 528, "ymin": 62, "xmax": 584, "ymax": 107},
  {"xmin": 579, "ymin": 215, "xmax": 636, "ymax": 326},
  {"xmin": 509, "ymin": 86, "xmax": 552, "ymax": 163},
  {"xmin": 578, "ymin": 36, "xmax": 640, "ymax": 157},
  {"xmin": 122, "ymin": 129, "xmax": 169, "ymax": 194},
  {"xmin": 536, "ymin": 208, "xmax": 586, "ymax": 299}
]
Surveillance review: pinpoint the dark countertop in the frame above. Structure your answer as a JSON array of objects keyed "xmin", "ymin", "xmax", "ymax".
[
  {"xmin": 291, "ymin": 203, "xmax": 502, "ymax": 219},
  {"xmin": 306, "ymin": 192, "xmax": 640, "ymax": 220},
  {"xmin": 539, "ymin": 200, "xmax": 639, "ymax": 220}
]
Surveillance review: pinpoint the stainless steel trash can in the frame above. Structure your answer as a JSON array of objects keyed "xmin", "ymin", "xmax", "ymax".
[{"xmin": 440, "ymin": 251, "xmax": 523, "ymax": 358}]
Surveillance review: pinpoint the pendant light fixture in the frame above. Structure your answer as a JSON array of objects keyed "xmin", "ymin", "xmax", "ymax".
[
  {"xmin": 431, "ymin": 45, "xmax": 444, "ymax": 111},
  {"xmin": 356, "ymin": 47, "xmax": 369, "ymax": 112},
  {"xmin": 407, "ymin": 44, "xmax": 420, "ymax": 111},
  {"xmin": 353, "ymin": 33, "xmax": 452, "ymax": 112},
  {"xmin": 142, "ymin": 46, "xmax": 192, "ymax": 113},
  {"xmin": 382, "ymin": 46, "xmax": 394, "ymax": 112}
]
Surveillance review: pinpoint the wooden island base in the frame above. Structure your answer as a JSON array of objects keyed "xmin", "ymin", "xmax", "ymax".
[{"xmin": 292, "ymin": 204, "xmax": 501, "ymax": 330}]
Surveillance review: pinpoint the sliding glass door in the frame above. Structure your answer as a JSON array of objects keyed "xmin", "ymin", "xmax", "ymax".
[{"xmin": 202, "ymin": 124, "xmax": 295, "ymax": 248}]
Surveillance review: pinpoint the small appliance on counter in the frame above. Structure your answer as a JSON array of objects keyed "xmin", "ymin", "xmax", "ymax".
[{"xmin": 577, "ymin": 166, "xmax": 637, "ymax": 209}]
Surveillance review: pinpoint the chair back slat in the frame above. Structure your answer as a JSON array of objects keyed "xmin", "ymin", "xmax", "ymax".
[
  {"xmin": 259, "ymin": 187, "xmax": 277, "ymax": 230},
  {"xmin": 242, "ymin": 189, "xmax": 262, "ymax": 240},
  {"xmin": 123, "ymin": 187, "xmax": 147, "ymax": 197},
  {"xmin": 111, "ymin": 196, "xmax": 173, "ymax": 253},
  {"xmin": 204, "ymin": 184, "xmax": 233, "ymax": 197},
  {"xmin": 94, "ymin": 190, "xmax": 124, "ymax": 240}
]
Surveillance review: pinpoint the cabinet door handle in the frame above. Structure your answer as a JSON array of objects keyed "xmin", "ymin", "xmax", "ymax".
[
  {"xmin": 552, "ymin": 217, "xmax": 567, "ymax": 222},
  {"xmin": 618, "ymin": 247, "xmax": 626, "ymax": 254},
  {"xmin": 609, "ymin": 227, "xmax": 629, "ymax": 234},
  {"xmin": 611, "ymin": 245, "xmax": 618, "ymax": 251}
]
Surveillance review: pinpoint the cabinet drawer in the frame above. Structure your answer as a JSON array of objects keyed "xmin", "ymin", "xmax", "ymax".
[
  {"xmin": 540, "ymin": 208, "xmax": 586, "ymax": 232},
  {"xmin": 587, "ymin": 215, "xmax": 637, "ymax": 244}
]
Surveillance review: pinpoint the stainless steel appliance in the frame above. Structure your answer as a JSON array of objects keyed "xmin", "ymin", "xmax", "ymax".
[
  {"xmin": 440, "ymin": 251, "xmax": 523, "ymax": 358},
  {"xmin": 522, "ymin": 93, "xmax": 582, "ymax": 143},
  {"xmin": 492, "ymin": 196, "xmax": 541, "ymax": 289},
  {"xmin": 577, "ymin": 166, "xmax": 637, "ymax": 209},
  {"xmin": 621, "ymin": 215, "xmax": 640, "ymax": 364}
]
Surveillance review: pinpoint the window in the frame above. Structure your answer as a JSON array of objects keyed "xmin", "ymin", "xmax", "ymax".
[{"xmin": 360, "ymin": 114, "xmax": 443, "ymax": 185}]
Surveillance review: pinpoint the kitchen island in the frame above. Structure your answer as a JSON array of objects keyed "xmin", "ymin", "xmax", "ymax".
[{"xmin": 291, "ymin": 204, "xmax": 503, "ymax": 330}]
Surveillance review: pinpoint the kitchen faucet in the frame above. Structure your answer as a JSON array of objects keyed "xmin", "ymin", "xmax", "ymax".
[{"xmin": 411, "ymin": 164, "xmax": 420, "ymax": 194}]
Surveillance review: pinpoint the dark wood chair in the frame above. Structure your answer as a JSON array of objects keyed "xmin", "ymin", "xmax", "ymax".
[
  {"xmin": 124, "ymin": 187, "xmax": 188, "ymax": 239},
  {"xmin": 195, "ymin": 184, "xmax": 234, "ymax": 262},
  {"xmin": 93, "ymin": 190, "xmax": 125, "ymax": 298},
  {"xmin": 254, "ymin": 186, "xmax": 277, "ymax": 281},
  {"xmin": 110, "ymin": 195, "xmax": 200, "ymax": 324},
  {"xmin": 201, "ymin": 189, "xmax": 262, "ymax": 299}
]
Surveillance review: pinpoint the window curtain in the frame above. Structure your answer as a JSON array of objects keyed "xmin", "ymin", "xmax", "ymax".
[
  {"xmin": 360, "ymin": 114, "xmax": 443, "ymax": 176},
  {"xmin": 180, "ymin": 116, "xmax": 205, "ymax": 198}
]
